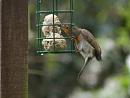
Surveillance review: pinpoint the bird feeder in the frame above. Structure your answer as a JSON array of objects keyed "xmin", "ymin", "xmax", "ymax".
[{"xmin": 36, "ymin": 0, "xmax": 75, "ymax": 55}]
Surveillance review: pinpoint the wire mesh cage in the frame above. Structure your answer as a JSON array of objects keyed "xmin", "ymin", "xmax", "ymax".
[{"xmin": 36, "ymin": 0, "xmax": 75, "ymax": 55}]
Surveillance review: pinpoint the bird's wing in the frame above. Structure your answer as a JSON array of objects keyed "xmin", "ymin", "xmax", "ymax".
[{"xmin": 81, "ymin": 29, "xmax": 102, "ymax": 60}]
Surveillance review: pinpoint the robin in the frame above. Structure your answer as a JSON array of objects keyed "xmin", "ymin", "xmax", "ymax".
[{"xmin": 60, "ymin": 25, "xmax": 102, "ymax": 79}]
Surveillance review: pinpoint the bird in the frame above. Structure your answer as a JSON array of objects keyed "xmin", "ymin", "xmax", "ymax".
[{"xmin": 60, "ymin": 24, "xmax": 102, "ymax": 79}]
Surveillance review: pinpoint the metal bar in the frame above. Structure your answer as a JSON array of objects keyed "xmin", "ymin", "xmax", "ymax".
[
  {"xmin": 55, "ymin": 0, "xmax": 58, "ymax": 15},
  {"xmin": 36, "ymin": 0, "xmax": 38, "ymax": 50},
  {"xmin": 36, "ymin": 37, "xmax": 72, "ymax": 40},
  {"xmin": 36, "ymin": 23, "xmax": 75, "ymax": 27},
  {"xmin": 39, "ymin": 0, "xmax": 42, "ymax": 51},
  {"xmin": 53, "ymin": 0, "xmax": 55, "ymax": 51},
  {"xmin": 36, "ymin": 0, "xmax": 42, "ymax": 52},
  {"xmin": 36, "ymin": 0, "xmax": 40, "ymax": 51},
  {"xmin": 36, "ymin": 10, "xmax": 74, "ymax": 14},
  {"xmin": 71, "ymin": 0, "xmax": 74, "ymax": 52},
  {"xmin": 70, "ymin": 0, "xmax": 74, "ymax": 53},
  {"xmin": 37, "ymin": 50, "xmax": 76, "ymax": 54}
]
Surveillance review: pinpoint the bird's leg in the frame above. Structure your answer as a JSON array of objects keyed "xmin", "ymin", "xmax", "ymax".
[{"xmin": 77, "ymin": 57, "xmax": 92, "ymax": 80}]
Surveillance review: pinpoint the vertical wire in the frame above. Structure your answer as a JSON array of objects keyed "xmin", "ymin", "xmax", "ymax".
[
  {"xmin": 55, "ymin": 0, "xmax": 58, "ymax": 15},
  {"xmin": 36, "ymin": 0, "xmax": 38, "ymax": 51},
  {"xmin": 55, "ymin": 0, "xmax": 58, "ymax": 51},
  {"xmin": 53, "ymin": 0, "xmax": 55, "ymax": 51},
  {"xmin": 70, "ymin": 0, "xmax": 74, "ymax": 53},
  {"xmin": 71, "ymin": 0, "xmax": 74, "ymax": 52},
  {"xmin": 70, "ymin": 0, "xmax": 72, "ymax": 53},
  {"xmin": 36, "ymin": 0, "xmax": 40, "ymax": 53},
  {"xmin": 39, "ymin": 0, "xmax": 42, "ymax": 52}
]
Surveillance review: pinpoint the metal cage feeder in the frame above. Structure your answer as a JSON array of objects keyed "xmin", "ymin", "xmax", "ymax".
[{"xmin": 36, "ymin": 0, "xmax": 75, "ymax": 55}]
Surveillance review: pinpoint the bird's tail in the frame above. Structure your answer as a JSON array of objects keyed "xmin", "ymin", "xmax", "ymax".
[
  {"xmin": 77, "ymin": 57, "xmax": 92, "ymax": 80},
  {"xmin": 94, "ymin": 49, "xmax": 102, "ymax": 61}
]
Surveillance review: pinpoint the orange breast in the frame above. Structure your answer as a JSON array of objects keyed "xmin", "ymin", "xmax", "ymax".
[{"xmin": 75, "ymin": 34, "xmax": 80, "ymax": 43}]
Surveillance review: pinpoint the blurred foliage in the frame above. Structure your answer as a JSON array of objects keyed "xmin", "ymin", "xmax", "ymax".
[
  {"xmin": 115, "ymin": 0, "xmax": 130, "ymax": 48},
  {"xmin": 28, "ymin": 0, "xmax": 130, "ymax": 98}
]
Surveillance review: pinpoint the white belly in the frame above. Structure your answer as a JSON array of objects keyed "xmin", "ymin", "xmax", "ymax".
[{"xmin": 77, "ymin": 39, "xmax": 94, "ymax": 59}]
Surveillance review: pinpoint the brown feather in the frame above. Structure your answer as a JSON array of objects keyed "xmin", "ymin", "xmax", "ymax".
[
  {"xmin": 81, "ymin": 29, "xmax": 102, "ymax": 61},
  {"xmin": 73, "ymin": 27, "xmax": 102, "ymax": 61},
  {"xmin": 61, "ymin": 25, "xmax": 102, "ymax": 61}
]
